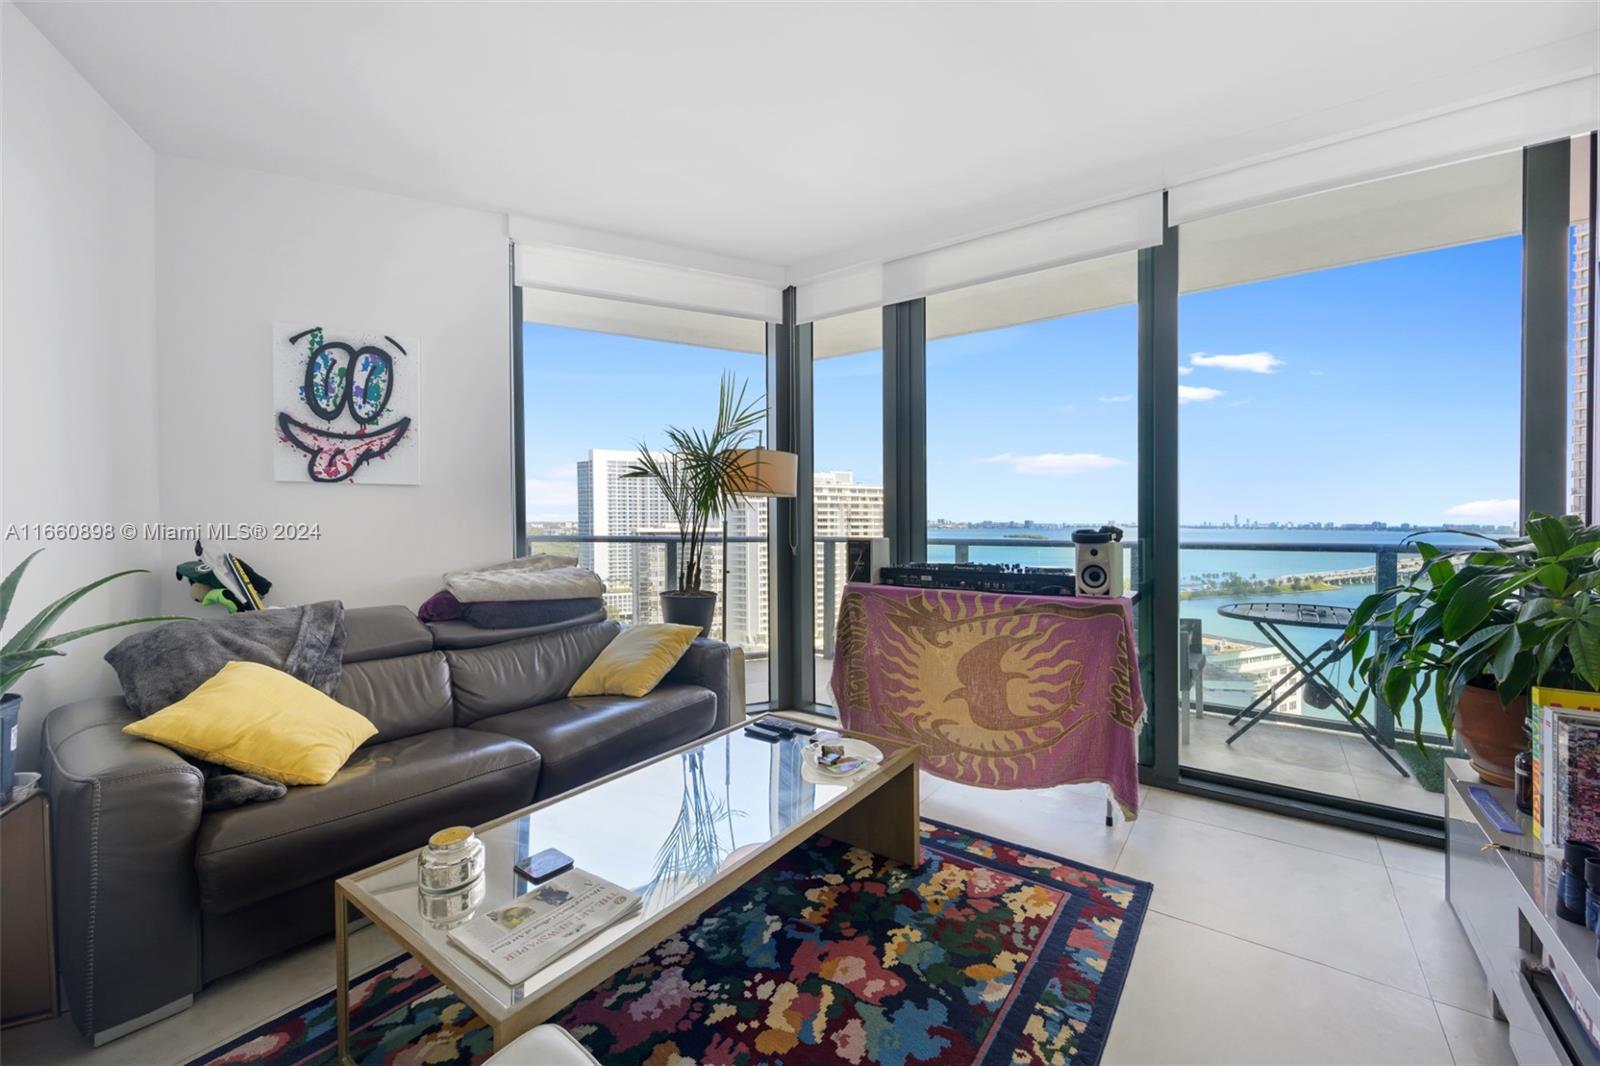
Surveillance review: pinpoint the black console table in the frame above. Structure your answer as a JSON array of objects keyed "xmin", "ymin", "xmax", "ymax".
[{"xmin": 1446, "ymin": 759, "xmax": 1600, "ymax": 1064}]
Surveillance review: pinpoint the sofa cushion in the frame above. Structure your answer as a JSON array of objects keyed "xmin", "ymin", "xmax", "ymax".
[
  {"xmin": 194, "ymin": 729, "xmax": 539, "ymax": 913},
  {"xmin": 336, "ymin": 651, "xmax": 454, "ymax": 744},
  {"xmin": 469, "ymin": 683, "xmax": 716, "ymax": 799},
  {"xmin": 343, "ymin": 605, "xmax": 434, "ymax": 662},
  {"xmin": 444, "ymin": 620, "xmax": 620, "ymax": 725}
]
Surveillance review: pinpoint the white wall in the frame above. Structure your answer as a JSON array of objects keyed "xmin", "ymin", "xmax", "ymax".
[
  {"xmin": 1, "ymin": 2, "xmax": 162, "ymax": 767},
  {"xmin": 154, "ymin": 157, "xmax": 513, "ymax": 617}
]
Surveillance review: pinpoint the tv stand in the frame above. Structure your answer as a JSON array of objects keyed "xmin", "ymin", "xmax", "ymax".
[{"xmin": 1446, "ymin": 759, "xmax": 1600, "ymax": 1065}]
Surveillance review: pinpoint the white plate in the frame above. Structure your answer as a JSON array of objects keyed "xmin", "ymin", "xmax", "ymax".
[{"xmin": 800, "ymin": 736, "xmax": 884, "ymax": 784}]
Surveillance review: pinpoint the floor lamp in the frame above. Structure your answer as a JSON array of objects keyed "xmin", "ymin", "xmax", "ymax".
[{"xmin": 721, "ymin": 447, "xmax": 797, "ymax": 643}]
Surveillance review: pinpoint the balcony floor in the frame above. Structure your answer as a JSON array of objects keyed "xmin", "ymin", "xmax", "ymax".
[{"xmin": 1180, "ymin": 712, "xmax": 1441, "ymax": 816}]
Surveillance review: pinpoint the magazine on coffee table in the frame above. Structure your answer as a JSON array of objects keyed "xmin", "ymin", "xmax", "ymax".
[{"xmin": 446, "ymin": 869, "xmax": 642, "ymax": 984}]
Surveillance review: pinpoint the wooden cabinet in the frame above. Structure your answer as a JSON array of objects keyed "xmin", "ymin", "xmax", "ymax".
[{"xmin": 1, "ymin": 793, "xmax": 57, "ymax": 1028}]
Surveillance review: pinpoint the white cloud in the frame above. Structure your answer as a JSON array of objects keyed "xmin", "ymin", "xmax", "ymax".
[
  {"xmin": 1178, "ymin": 385, "xmax": 1225, "ymax": 404},
  {"xmin": 1177, "ymin": 366, "xmax": 1194, "ymax": 376},
  {"xmin": 524, "ymin": 476, "xmax": 578, "ymax": 521},
  {"xmin": 1098, "ymin": 394, "xmax": 1133, "ymax": 404},
  {"xmin": 1189, "ymin": 351, "xmax": 1282, "ymax": 374},
  {"xmin": 1443, "ymin": 498, "xmax": 1520, "ymax": 524},
  {"xmin": 976, "ymin": 452, "xmax": 1123, "ymax": 476}
]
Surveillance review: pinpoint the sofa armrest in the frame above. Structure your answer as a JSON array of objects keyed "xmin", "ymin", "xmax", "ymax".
[
  {"xmin": 42, "ymin": 697, "xmax": 205, "ymax": 1041},
  {"xmin": 665, "ymin": 638, "xmax": 737, "ymax": 732}
]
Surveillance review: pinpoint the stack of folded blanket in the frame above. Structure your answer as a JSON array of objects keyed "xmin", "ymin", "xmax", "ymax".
[{"xmin": 418, "ymin": 555, "xmax": 608, "ymax": 629}]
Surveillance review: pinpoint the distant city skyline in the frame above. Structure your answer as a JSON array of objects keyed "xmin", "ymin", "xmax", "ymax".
[{"xmin": 523, "ymin": 233, "xmax": 1525, "ymax": 528}]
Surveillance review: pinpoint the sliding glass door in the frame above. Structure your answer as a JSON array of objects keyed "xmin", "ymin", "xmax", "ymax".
[{"xmin": 1173, "ymin": 151, "xmax": 1524, "ymax": 814}]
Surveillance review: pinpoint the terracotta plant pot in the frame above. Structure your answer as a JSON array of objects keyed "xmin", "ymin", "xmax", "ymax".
[
  {"xmin": 1454, "ymin": 683, "xmax": 1527, "ymax": 787},
  {"xmin": 661, "ymin": 590, "xmax": 717, "ymax": 639}
]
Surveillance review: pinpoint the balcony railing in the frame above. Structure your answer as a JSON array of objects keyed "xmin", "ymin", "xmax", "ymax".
[{"xmin": 531, "ymin": 531, "xmax": 1439, "ymax": 745}]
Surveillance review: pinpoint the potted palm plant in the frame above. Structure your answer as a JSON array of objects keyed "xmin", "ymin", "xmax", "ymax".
[
  {"xmin": 624, "ymin": 374, "xmax": 765, "ymax": 637},
  {"xmin": 1344, "ymin": 512, "xmax": 1600, "ymax": 785},
  {"xmin": 2, "ymin": 550, "xmax": 180, "ymax": 796}
]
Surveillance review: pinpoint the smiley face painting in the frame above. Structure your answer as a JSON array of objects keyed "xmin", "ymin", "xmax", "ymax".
[{"xmin": 273, "ymin": 324, "xmax": 420, "ymax": 484}]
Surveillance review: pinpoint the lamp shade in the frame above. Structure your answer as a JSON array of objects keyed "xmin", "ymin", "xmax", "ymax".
[{"xmin": 729, "ymin": 447, "xmax": 797, "ymax": 498}]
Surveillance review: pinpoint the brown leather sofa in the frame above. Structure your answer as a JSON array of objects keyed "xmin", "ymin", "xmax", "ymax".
[{"xmin": 40, "ymin": 606, "xmax": 735, "ymax": 1045}]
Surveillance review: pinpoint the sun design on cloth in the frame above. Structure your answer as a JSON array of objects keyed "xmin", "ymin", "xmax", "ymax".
[{"xmin": 872, "ymin": 594, "xmax": 1093, "ymax": 772}]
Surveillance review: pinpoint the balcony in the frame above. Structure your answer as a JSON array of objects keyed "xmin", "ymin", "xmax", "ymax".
[{"xmin": 531, "ymin": 532, "xmax": 1448, "ymax": 817}]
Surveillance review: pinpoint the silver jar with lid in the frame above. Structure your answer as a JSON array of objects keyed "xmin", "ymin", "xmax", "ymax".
[
  {"xmin": 417, "ymin": 826, "xmax": 486, "ymax": 894},
  {"xmin": 417, "ymin": 876, "xmax": 485, "ymax": 928}
]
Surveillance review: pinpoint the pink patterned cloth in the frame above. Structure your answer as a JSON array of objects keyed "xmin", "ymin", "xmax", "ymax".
[{"xmin": 830, "ymin": 583, "xmax": 1144, "ymax": 818}]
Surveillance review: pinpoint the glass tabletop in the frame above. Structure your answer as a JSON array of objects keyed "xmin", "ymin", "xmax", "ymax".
[{"xmin": 343, "ymin": 718, "xmax": 903, "ymax": 1020}]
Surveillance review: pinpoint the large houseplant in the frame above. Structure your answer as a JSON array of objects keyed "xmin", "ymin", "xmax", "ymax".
[
  {"xmin": 2, "ymin": 550, "xmax": 179, "ymax": 791},
  {"xmin": 624, "ymin": 374, "xmax": 764, "ymax": 636},
  {"xmin": 1344, "ymin": 512, "xmax": 1600, "ymax": 785}
]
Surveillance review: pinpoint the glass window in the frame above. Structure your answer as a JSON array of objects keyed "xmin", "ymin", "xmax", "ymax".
[
  {"xmin": 1176, "ymin": 150, "xmax": 1523, "ymax": 814},
  {"xmin": 812, "ymin": 309, "xmax": 884, "ymax": 706},
  {"xmin": 519, "ymin": 289, "xmax": 770, "ymax": 702},
  {"xmin": 924, "ymin": 253, "xmax": 1138, "ymax": 573}
]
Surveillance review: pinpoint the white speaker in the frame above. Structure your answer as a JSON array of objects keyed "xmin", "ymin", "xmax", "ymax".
[{"xmin": 1073, "ymin": 526, "xmax": 1125, "ymax": 597}]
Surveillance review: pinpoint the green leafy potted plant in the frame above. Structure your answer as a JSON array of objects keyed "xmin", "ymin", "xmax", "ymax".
[
  {"xmin": 2, "ymin": 550, "xmax": 181, "ymax": 796},
  {"xmin": 624, "ymin": 373, "xmax": 765, "ymax": 637},
  {"xmin": 1344, "ymin": 512, "xmax": 1600, "ymax": 785}
]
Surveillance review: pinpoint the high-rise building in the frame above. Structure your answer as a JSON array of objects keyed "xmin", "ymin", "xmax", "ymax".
[
  {"xmin": 1572, "ymin": 221, "xmax": 1593, "ymax": 519},
  {"xmin": 576, "ymin": 455, "xmax": 884, "ymax": 655},
  {"xmin": 812, "ymin": 471, "xmax": 886, "ymax": 646},
  {"xmin": 575, "ymin": 449, "xmax": 674, "ymax": 620}
]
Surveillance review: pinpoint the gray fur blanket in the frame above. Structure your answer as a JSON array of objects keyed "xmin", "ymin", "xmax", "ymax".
[{"xmin": 104, "ymin": 601, "xmax": 347, "ymax": 809}]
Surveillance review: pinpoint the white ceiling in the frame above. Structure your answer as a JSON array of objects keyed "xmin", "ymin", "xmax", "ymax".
[{"xmin": 18, "ymin": 1, "xmax": 1598, "ymax": 274}]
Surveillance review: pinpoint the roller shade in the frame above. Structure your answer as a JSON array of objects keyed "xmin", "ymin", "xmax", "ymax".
[
  {"xmin": 521, "ymin": 287, "xmax": 766, "ymax": 354},
  {"xmin": 511, "ymin": 216, "xmax": 784, "ymax": 322},
  {"xmin": 1170, "ymin": 75, "xmax": 1599, "ymax": 228},
  {"xmin": 796, "ymin": 192, "xmax": 1163, "ymax": 323}
]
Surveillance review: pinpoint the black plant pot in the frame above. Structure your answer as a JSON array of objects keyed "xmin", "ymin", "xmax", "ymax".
[{"xmin": 661, "ymin": 591, "xmax": 717, "ymax": 638}]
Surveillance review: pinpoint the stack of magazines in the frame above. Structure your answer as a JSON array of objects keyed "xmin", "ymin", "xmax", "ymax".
[{"xmin": 447, "ymin": 869, "xmax": 641, "ymax": 984}]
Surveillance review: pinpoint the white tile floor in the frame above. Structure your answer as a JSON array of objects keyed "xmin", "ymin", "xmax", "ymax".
[{"xmin": 3, "ymin": 777, "xmax": 1510, "ymax": 1066}]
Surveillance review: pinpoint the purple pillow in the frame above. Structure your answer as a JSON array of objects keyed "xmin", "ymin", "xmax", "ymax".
[{"xmin": 417, "ymin": 589, "xmax": 464, "ymax": 622}]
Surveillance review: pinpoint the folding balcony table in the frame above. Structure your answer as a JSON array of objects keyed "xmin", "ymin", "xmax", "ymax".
[{"xmin": 1216, "ymin": 601, "xmax": 1409, "ymax": 777}]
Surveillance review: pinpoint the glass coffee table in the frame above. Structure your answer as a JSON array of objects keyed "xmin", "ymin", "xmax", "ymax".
[{"xmin": 333, "ymin": 714, "xmax": 918, "ymax": 1062}]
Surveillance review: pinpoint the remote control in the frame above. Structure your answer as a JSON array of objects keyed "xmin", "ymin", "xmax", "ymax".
[
  {"xmin": 762, "ymin": 719, "xmax": 812, "ymax": 737},
  {"xmin": 514, "ymin": 847, "xmax": 575, "ymax": 884},
  {"xmin": 1467, "ymin": 785, "xmax": 1522, "ymax": 835},
  {"xmin": 743, "ymin": 724, "xmax": 782, "ymax": 743}
]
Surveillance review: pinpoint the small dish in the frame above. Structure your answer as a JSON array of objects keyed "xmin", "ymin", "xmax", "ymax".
[{"xmin": 801, "ymin": 736, "xmax": 883, "ymax": 783}]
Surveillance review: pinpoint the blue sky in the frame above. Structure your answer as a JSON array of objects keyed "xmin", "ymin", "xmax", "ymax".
[{"xmin": 524, "ymin": 235, "xmax": 1524, "ymax": 526}]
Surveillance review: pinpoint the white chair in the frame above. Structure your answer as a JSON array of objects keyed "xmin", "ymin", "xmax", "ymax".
[{"xmin": 483, "ymin": 1024, "xmax": 600, "ymax": 1065}]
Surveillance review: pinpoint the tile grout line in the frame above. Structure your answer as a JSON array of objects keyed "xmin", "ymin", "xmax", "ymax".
[
  {"xmin": 1379, "ymin": 858, "xmax": 1464, "ymax": 1064},
  {"xmin": 1139, "ymin": 800, "xmax": 1386, "ymax": 869},
  {"xmin": 1143, "ymin": 904, "xmax": 1442, "ymax": 1005}
]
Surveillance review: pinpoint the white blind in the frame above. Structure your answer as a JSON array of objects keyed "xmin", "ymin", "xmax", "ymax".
[
  {"xmin": 796, "ymin": 193, "xmax": 1163, "ymax": 323},
  {"xmin": 1170, "ymin": 75, "xmax": 1599, "ymax": 227},
  {"xmin": 511, "ymin": 217, "xmax": 783, "ymax": 322}
]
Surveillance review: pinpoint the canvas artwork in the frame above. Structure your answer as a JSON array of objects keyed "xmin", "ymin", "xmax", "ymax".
[{"xmin": 273, "ymin": 324, "xmax": 420, "ymax": 484}]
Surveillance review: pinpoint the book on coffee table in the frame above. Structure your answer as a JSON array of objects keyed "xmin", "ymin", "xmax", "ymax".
[{"xmin": 447, "ymin": 869, "xmax": 641, "ymax": 985}]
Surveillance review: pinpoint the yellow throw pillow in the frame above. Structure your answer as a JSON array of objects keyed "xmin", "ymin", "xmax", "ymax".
[
  {"xmin": 123, "ymin": 661, "xmax": 377, "ymax": 786},
  {"xmin": 569, "ymin": 623, "xmax": 701, "ymax": 698}
]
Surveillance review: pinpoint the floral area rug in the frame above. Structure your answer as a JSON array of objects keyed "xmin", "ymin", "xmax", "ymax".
[{"xmin": 189, "ymin": 819, "xmax": 1151, "ymax": 1066}]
